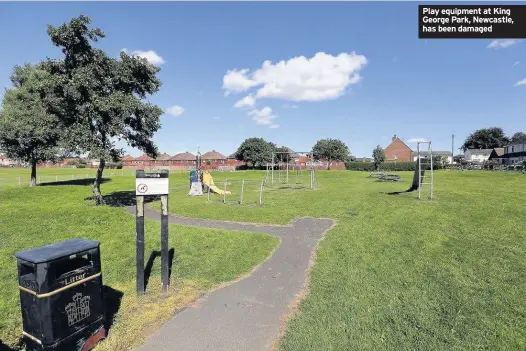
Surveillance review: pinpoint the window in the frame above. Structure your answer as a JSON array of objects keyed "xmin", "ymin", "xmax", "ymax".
[{"xmin": 511, "ymin": 146, "xmax": 515, "ymax": 153}]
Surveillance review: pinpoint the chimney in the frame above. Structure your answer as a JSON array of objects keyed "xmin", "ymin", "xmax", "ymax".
[{"xmin": 392, "ymin": 135, "xmax": 397, "ymax": 142}]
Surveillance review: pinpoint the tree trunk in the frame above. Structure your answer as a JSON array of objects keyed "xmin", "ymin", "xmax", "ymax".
[
  {"xmin": 92, "ymin": 158, "xmax": 106, "ymax": 205},
  {"xmin": 30, "ymin": 160, "xmax": 37, "ymax": 187},
  {"xmin": 327, "ymin": 158, "xmax": 331, "ymax": 170}
]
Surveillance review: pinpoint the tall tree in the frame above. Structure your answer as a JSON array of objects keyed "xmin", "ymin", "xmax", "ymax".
[
  {"xmin": 274, "ymin": 146, "xmax": 294, "ymax": 163},
  {"xmin": 235, "ymin": 137, "xmax": 274, "ymax": 167},
  {"xmin": 0, "ymin": 64, "xmax": 62, "ymax": 186},
  {"xmin": 42, "ymin": 15, "xmax": 163, "ymax": 204},
  {"xmin": 461, "ymin": 127, "xmax": 510, "ymax": 151},
  {"xmin": 372, "ymin": 145, "xmax": 385, "ymax": 171},
  {"xmin": 312, "ymin": 138, "xmax": 350, "ymax": 170},
  {"xmin": 510, "ymin": 132, "xmax": 526, "ymax": 144}
]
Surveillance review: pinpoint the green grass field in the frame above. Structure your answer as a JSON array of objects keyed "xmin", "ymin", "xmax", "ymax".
[
  {"xmin": 0, "ymin": 169, "xmax": 279, "ymax": 350},
  {"xmin": 1, "ymin": 168, "xmax": 525, "ymax": 350}
]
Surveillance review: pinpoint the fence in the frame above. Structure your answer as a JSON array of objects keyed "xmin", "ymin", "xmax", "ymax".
[{"xmin": 204, "ymin": 178, "xmax": 265, "ymax": 205}]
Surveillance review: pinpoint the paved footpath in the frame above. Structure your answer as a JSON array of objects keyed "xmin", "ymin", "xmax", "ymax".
[{"xmin": 126, "ymin": 205, "xmax": 335, "ymax": 351}]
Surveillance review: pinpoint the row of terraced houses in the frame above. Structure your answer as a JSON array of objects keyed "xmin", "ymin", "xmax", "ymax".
[{"xmin": 121, "ymin": 150, "xmax": 346, "ymax": 170}]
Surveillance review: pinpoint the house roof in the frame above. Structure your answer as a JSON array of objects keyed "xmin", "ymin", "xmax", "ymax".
[
  {"xmin": 155, "ymin": 153, "xmax": 172, "ymax": 160},
  {"xmin": 171, "ymin": 152, "xmax": 196, "ymax": 161},
  {"xmin": 386, "ymin": 136, "xmax": 412, "ymax": 151},
  {"xmin": 467, "ymin": 149, "xmax": 492, "ymax": 155},
  {"xmin": 202, "ymin": 150, "xmax": 226, "ymax": 160},
  {"xmin": 122, "ymin": 155, "xmax": 135, "ymax": 161},
  {"xmin": 490, "ymin": 148, "xmax": 505, "ymax": 158},
  {"xmin": 135, "ymin": 154, "xmax": 153, "ymax": 161}
]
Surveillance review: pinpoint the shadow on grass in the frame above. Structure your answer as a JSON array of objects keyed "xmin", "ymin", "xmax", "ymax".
[
  {"xmin": 84, "ymin": 191, "xmax": 159, "ymax": 207},
  {"xmin": 39, "ymin": 178, "xmax": 112, "ymax": 187},
  {"xmin": 0, "ymin": 340, "xmax": 19, "ymax": 351},
  {"xmin": 144, "ymin": 248, "xmax": 175, "ymax": 291},
  {"xmin": 103, "ymin": 285, "xmax": 124, "ymax": 333}
]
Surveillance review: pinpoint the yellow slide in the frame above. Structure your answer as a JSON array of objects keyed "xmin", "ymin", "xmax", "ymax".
[{"xmin": 202, "ymin": 172, "xmax": 231, "ymax": 195}]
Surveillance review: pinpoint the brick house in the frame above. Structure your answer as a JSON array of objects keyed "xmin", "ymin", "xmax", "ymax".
[
  {"xmin": 384, "ymin": 135, "xmax": 413, "ymax": 162},
  {"xmin": 201, "ymin": 150, "xmax": 227, "ymax": 170},
  {"xmin": 121, "ymin": 155, "xmax": 135, "ymax": 168},
  {"xmin": 170, "ymin": 152, "xmax": 196, "ymax": 170}
]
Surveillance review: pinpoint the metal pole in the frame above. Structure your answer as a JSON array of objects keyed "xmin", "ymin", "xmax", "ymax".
[
  {"xmin": 451, "ymin": 134, "xmax": 455, "ymax": 163},
  {"xmin": 430, "ymin": 142, "xmax": 434, "ymax": 200},
  {"xmin": 223, "ymin": 178, "xmax": 227, "ymax": 203},
  {"xmin": 286, "ymin": 162, "xmax": 289, "ymax": 183},
  {"xmin": 259, "ymin": 180, "xmax": 264, "ymax": 205},
  {"xmin": 417, "ymin": 142, "xmax": 421, "ymax": 200},
  {"xmin": 160, "ymin": 195, "xmax": 169, "ymax": 291},
  {"xmin": 271, "ymin": 153, "xmax": 275, "ymax": 184},
  {"xmin": 240, "ymin": 179, "xmax": 245, "ymax": 204},
  {"xmin": 207, "ymin": 183, "xmax": 210, "ymax": 202},
  {"xmin": 136, "ymin": 196, "xmax": 145, "ymax": 295}
]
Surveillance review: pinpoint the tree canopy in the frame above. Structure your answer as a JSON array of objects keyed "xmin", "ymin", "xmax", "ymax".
[
  {"xmin": 461, "ymin": 127, "xmax": 510, "ymax": 151},
  {"xmin": 41, "ymin": 15, "xmax": 164, "ymax": 204},
  {"xmin": 311, "ymin": 138, "xmax": 350, "ymax": 169},
  {"xmin": 510, "ymin": 132, "xmax": 526, "ymax": 144},
  {"xmin": 372, "ymin": 145, "xmax": 385, "ymax": 171},
  {"xmin": 0, "ymin": 64, "xmax": 62, "ymax": 186},
  {"xmin": 235, "ymin": 137, "xmax": 274, "ymax": 167}
]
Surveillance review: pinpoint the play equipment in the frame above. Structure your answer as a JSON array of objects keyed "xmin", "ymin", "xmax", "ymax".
[
  {"xmin": 202, "ymin": 171, "xmax": 231, "ymax": 195},
  {"xmin": 266, "ymin": 151, "xmax": 317, "ymax": 190},
  {"xmin": 388, "ymin": 141, "xmax": 434, "ymax": 199},
  {"xmin": 188, "ymin": 170, "xmax": 203, "ymax": 196},
  {"xmin": 377, "ymin": 174, "xmax": 401, "ymax": 182},
  {"xmin": 188, "ymin": 148, "xmax": 204, "ymax": 196}
]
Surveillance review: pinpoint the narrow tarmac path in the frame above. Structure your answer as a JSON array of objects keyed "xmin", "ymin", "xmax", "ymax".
[{"xmin": 126, "ymin": 205, "xmax": 335, "ymax": 351}]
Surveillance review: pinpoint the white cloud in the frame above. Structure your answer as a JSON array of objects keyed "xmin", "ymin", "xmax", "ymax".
[
  {"xmin": 222, "ymin": 69, "xmax": 259, "ymax": 94},
  {"xmin": 233, "ymin": 95, "xmax": 255, "ymax": 108},
  {"xmin": 513, "ymin": 61, "xmax": 520, "ymax": 67},
  {"xmin": 514, "ymin": 78, "xmax": 526, "ymax": 87},
  {"xmin": 121, "ymin": 48, "xmax": 165, "ymax": 66},
  {"xmin": 212, "ymin": 116, "xmax": 221, "ymax": 120},
  {"xmin": 283, "ymin": 104, "xmax": 298, "ymax": 109},
  {"xmin": 165, "ymin": 105, "xmax": 185, "ymax": 117},
  {"xmin": 248, "ymin": 106, "xmax": 277, "ymax": 126},
  {"xmin": 407, "ymin": 138, "xmax": 428, "ymax": 143},
  {"xmin": 269, "ymin": 124, "xmax": 280, "ymax": 129},
  {"xmin": 487, "ymin": 39, "xmax": 522, "ymax": 49},
  {"xmin": 222, "ymin": 51, "xmax": 367, "ymax": 104}
]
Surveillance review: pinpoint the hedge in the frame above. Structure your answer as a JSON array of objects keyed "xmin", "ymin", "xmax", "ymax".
[{"xmin": 345, "ymin": 161, "xmax": 443, "ymax": 172}]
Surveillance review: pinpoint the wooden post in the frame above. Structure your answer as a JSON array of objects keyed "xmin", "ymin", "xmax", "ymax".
[
  {"xmin": 259, "ymin": 180, "xmax": 264, "ymax": 205},
  {"xmin": 18, "ymin": 177, "xmax": 21, "ymax": 185},
  {"xmin": 240, "ymin": 179, "xmax": 245, "ymax": 204},
  {"xmin": 136, "ymin": 196, "xmax": 145, "ymax": 295},
  {"xmin": 160, "ymin": 195, "xmax": 169, "ymax": 291}
]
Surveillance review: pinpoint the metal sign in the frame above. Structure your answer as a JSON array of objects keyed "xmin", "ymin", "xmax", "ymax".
[
  {"xmin": 135, "ymin": 170, "xmax": 169, "ymax": 196},
  {"xmin": 135, "ymin": 169, "xmax": 170, "ymax": 294}
]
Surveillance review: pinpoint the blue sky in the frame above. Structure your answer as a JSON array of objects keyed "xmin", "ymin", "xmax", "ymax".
[{"xmin": 1, "ymin": 2, "xmax": 525, "ymax": 158}]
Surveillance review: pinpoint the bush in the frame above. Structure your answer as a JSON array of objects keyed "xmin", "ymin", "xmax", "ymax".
[
  {"xmin": 106, "ymin": 162, "xmax": 123, "ymax": 169},
  {"xmin": 345, "ymin": 161, "xmax": 443, "ymax": 172}
]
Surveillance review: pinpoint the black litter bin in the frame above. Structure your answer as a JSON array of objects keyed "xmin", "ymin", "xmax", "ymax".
[{"xmin": 15, "ymin": 239, "xmax": 106, "ymax": 351}]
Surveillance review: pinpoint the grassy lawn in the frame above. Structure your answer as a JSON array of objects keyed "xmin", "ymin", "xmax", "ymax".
[
  {"xmin": 0, "ymin": 171, "xmax": 279, "ymax": 350},
  {"xmin": 154, "ymin": 169, "xmax": 525, "ymax": 350},
  {"xmin": 1, "ymin": 168, "xmax": 525, "ymax": 350}
]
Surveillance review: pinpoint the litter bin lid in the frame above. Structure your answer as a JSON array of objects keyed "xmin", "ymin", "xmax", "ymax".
[{"xmin": 15, "ymin": 239, "xmax": 100, "ymax": 264}]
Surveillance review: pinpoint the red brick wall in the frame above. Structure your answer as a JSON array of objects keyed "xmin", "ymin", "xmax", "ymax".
[{"xmin": 384, "ymin": 139, "xmax": 413, "ymax": 162}]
